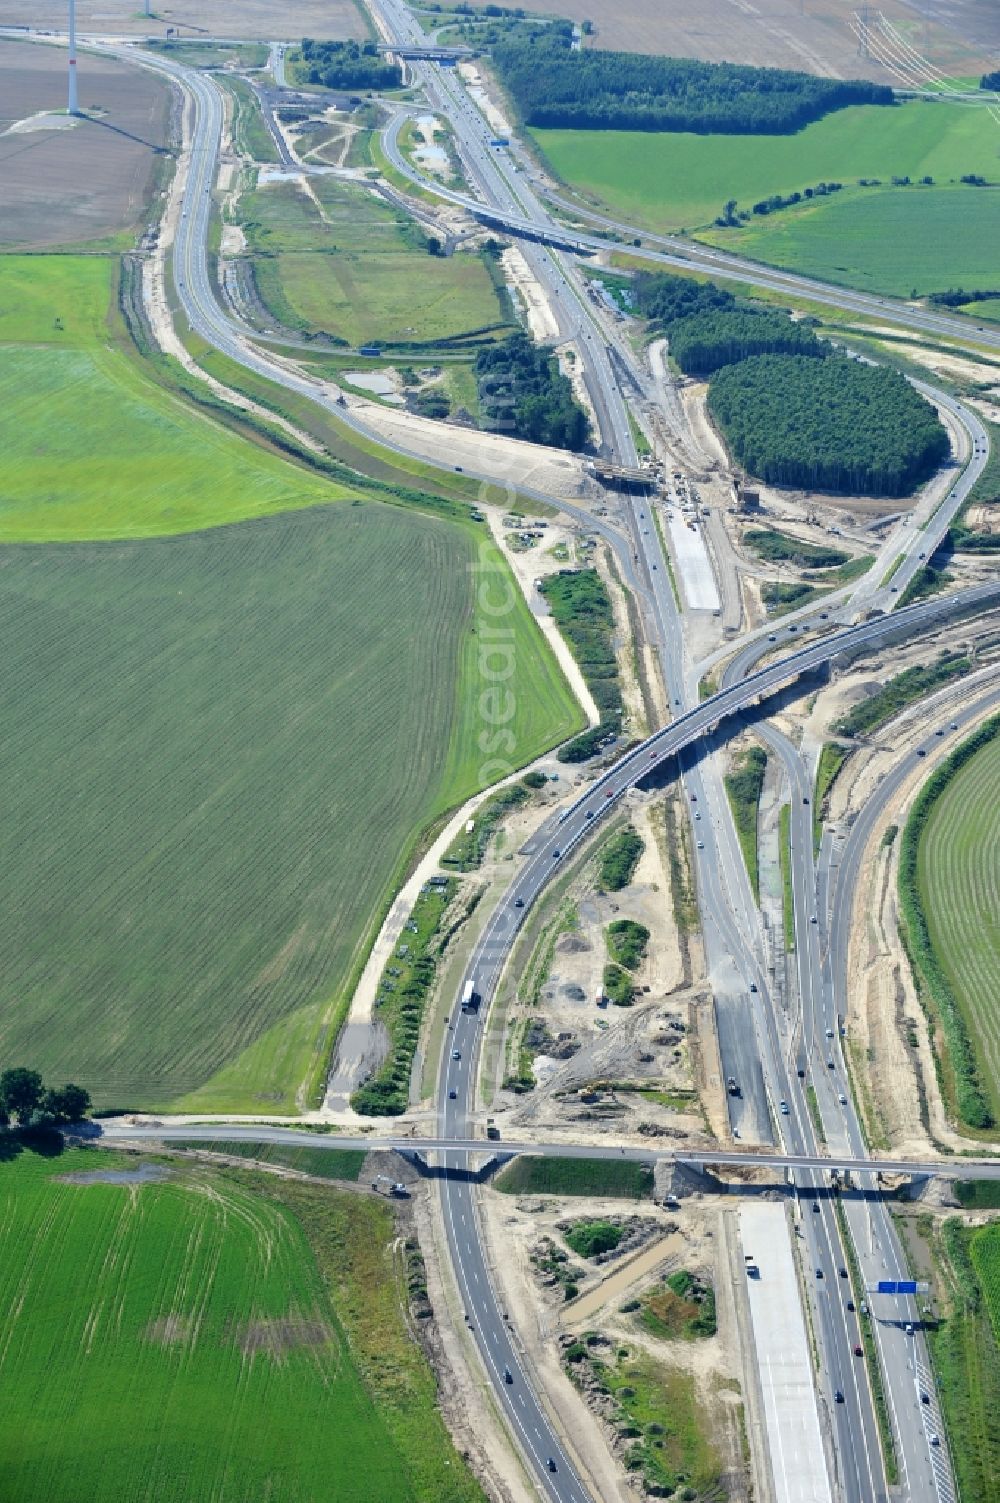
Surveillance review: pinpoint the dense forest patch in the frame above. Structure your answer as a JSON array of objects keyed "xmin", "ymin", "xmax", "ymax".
[
  {"xmin": 475, "ymin": 333, "xmax": 589, "ymax": 451},
  {"xmin": 491, "ymin": 25, "xmax": 892, "ymax": 134},
  {"xmin": 707, "ymin": 354, "xmax": 949, "ymax": 496}
]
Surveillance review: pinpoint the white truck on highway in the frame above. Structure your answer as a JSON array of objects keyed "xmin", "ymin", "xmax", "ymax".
[{"xmin": 460, "ymin": 978, "xmax": 479, "ymax": 1014}]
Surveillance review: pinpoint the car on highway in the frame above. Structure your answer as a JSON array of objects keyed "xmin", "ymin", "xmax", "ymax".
[
  {"xmin": 950, "ymin": 722, "xmax": 958, "ymax": 730},
  {"xmin": 552, "ymin": 849, "xmax": 561, "ymax": 859},
  {"xmin": 514, "ymin": 897, "xmax": 524, "ymax": 907},
  {"xmin": 694, "ymin": 811, "xmax": 702, "ymax": 820},
  {"xmin": 696, "ymin": 840, "xmax": 704, "ymax": 849},
  {"xmin": 547, "ymin": 1459, "xmax": 557, "ymax": 1473},
  {"xmin": 749, "ymin": 981, "xmax": 757, "ymax": 992},
  {"xmin": 835, "ymin": 1390, "xmax": 844, "ymax": 1403},
  {"xmin": 847, "ymin": 1299, "xmax": 855, "ymax": 1312},
  {"xmin": 854, "ymin": 1345, "xmax": 863, "ymax": 1356},
  {"xmin": 827, "ymin": 1058, "xmax": 834, "ymax": 1068},
  {"xmin": 451, "ymin": 1049, "xmax": 461, "ymax": 1060},
  {"xmin": 816, "ymin": 1268, "xmax": 824, "ymax": 1278},
  {"xmin": 840, "ymin": 1267, "xmax": 848, "ymax": 1278},
  {"xmin": 810, "ymin": 914, "xmax": 818, "ymax": 924},
  {"xmin": 930, "ymin": 1435, "xmax": 940, "ymax": 1447},
  {"xmin": 586, "ymin": 809, "xmax": 594, "ymax": 818},
  {"xmin": 826, "ymin": 1027, "xmax": 834, "ymax": 1037},
  {"xmin": 780, "ymin": 1100, "xmax": 789, "ymax": 1114},
  {"xmin": 839, "ymin": 1093, "xmax": 848, "ymax": 1104},
  {"xmin": 448, "ymin": 1089, "xmax": 457, "ymax": 1100},
  {"xmin": 504, "ymin": 1368, "xmax": 513, "ymax": 1383}
]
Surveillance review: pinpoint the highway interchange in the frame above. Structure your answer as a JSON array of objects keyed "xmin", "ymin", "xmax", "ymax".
[{"xmin": 38, "ymin": 14, "xmax": 999, "ymax": 1503}]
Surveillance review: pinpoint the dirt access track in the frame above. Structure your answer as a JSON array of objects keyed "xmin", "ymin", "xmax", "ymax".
[
  {"xmin": 503, "ymin": 0, "xmax": 1000, "ymax": 81},
  {"xmin": 0, "ymin": 0, "xmax": 368, "ymax": 41},
  {"xmin": 0, "ymin": 40, "xmax": 172, "ymax": 248}
]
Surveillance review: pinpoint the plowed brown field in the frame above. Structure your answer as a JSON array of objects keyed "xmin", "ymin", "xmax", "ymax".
[{"xmin": 503, "ymin": 0, "xmax": 999, "ymax": 81}]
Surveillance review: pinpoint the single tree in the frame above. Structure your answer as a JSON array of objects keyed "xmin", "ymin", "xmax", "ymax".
[
  {"xmin": 0, "ymin": 1067, "xmax": 44, "ymax": 1124},
  {"xmin": 42, "ymin": 1083, "xmax": 92, "ymax": 1124}
]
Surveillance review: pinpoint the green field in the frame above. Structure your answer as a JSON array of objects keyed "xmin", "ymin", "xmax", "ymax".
[
  {"xmin": 244, "ymin": 176, "xmax": 508, "ymax": 348},
  {"xmin": 0, "ymin": 504, "xmax": 580, "ymax": 1112},
  {"xmin": 915, "ymin": 733, "xmax": 1000, "ymax": 1124},
  {"xmin": 0, "ymin": 256, "xmax": 358, "ymax": 540},
  {"xmin": 536, "ymin": 101, "xmax": 1000, "ymax": 293},
  {"xmin": 703, "ymin": 187, "xmax": 1000, "ymax": 297},
  {"xmin": 0, "ymin": 1149, "xmax": 482, "ymax": 1503},
  {"xmin": 495, "ymin": 1156, "xmax": 654, "ymax": 1198},
  {"xmin": 537, "ymin": 101, "xmax": 998, "ymax": 229}
]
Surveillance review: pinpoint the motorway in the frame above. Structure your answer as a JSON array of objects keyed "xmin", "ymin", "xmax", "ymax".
[
  {"xmin": 42, "ymin": 21, "xmax": 995, "ymax": 1502},
  {"xmin": 100, "ymin": 1122, "xmax": 1000, "ymax": 1180}
]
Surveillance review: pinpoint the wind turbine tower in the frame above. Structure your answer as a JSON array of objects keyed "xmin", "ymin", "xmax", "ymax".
[{"xmin": 67, "ymin": 0, "xmax": 79, "ymax": 115}]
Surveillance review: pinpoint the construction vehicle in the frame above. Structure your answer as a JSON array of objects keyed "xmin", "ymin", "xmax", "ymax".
[{"xmin": 371, "ymin": 1174, "xmax": 408, "ymax": 1197}]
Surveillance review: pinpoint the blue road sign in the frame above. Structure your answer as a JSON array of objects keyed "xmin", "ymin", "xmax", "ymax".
[{"xmin": 876, "ymin": 1280, "xmax": 918, "ymax": 1294}]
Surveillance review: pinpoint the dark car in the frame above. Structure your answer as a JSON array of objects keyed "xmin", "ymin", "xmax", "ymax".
[
  {"xmin": 840, "ymin": 1267, "xmax": 848, "ymax": 1278},
  {"xmin": 854, "ymin": 1345, "xmax": 863, "ymax": 1357},
  {"xmin": 816, "ymin": 1268, "xmax": 823, "ymax": 1278},
  {"xmin": 547, "ymin": 1459, "xmax": 557, "ymax": 1473},
  {"xmin": 514, "ymin": 897, "xmax": 524, "ymax": 907},
  {"xmin": 846, "ymin": 1300, "xmax": 855, "ymax": 1312},
  {"xmin": 448, "ymin": 1089, "xmax": 457, "ymax": 1100},
  {"xmin": 835, "ymin": 1390, "xmax": 844, "ymax": 1404},
  {"xmin": 504, "ymin": 1368, "xmax": 513, "ymax": 1384}
]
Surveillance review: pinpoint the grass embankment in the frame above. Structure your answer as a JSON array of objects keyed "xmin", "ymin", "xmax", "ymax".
[
  {"xmin": 352, "ymin": 878, "xmax": 460, "ymax": 1116},
  {"xmin": 836, "ymin": 652, "xmax": 971, "ymax": 738},
  {"xmin": 239, "ymin": 175, "xmax": 510, "ymax": 351},
  {"xmin": 924, "ymin": 1218, "xmax": 1000, "ymax": 1503},
  {"xmin": 218, "ymin": 75, "xmax": 280, "ymax": 163},
  {"xmin": 636, "ymin": 1269, "xmax": 717, "ymax": 1340},
  {"xmin": 538, "ymin": 568, "xmax": 625, "ymax": 762},
  {"xmin": 597, "ymin": 826, "xmax": 645, "ymax": 891},
  {"xmin": 0, "ymin": 1150, "xmax": 482, "ymax": 1503},
  {"xmin": 744, "ymin": 527, "xmax": 849, "ymax": 569},
  {"xmin": 495, "ymin": 1156, "xmax": 654, "ymax": 1199},
  {"xmin": 563, "ymin": 1340, "xmax": 722, "ymax": 1496},
  {"xmin": 813, "ymin": 743, "xmax": 848, "ymax": 851},
  {"xmin": 441, "ymin": 777, "xmax": 538, "ymax": 870},
  {"xmin": 176, "ymin": 1142, "xmax": 366, "ymax": 1181},
  {"xmin": 901, "ymin": 714, "xmax": 1000, "ymax": 1130},
  {"xmin": 724, "ymin": 743, "xmax": 767, "ymax": 901},
  {"xmin": 0, "ymin": 255, "xmax": 580, "ymax": 1112},
  {"xmin": 779, "ymin": 803, "xmax": 795, "ymax": 950},
  {"xmin": 536, "ymin": 102, "xmax": 1000, "ymax": 295},
  {"xmin": 954, "ymin": 1180, "xmax": 1000, "ymax": 1210}
]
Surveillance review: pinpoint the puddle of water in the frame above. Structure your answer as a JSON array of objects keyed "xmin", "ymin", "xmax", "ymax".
[{"xmin": 57, "ymin": 1163, "xmax": 172, "ymax": 1186}]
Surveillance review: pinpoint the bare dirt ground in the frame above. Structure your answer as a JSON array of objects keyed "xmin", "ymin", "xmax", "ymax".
[
  {"xmin": 497, "ymin": 0, "xmax": 999, "ymax": 79},
  {"xmin": 480, "ymin": 1188, "xmax": 751, "ymax": 1501},
  {"xmin": 0, "ymin": 40, "xmax": 172, "ymax": 247},
  {"xmin": 0, "ymin": 0, "xmax": 366, "ymax": 41}
]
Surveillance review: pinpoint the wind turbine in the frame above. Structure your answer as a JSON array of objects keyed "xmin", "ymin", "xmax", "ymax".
[{"xmin": 67, "ymin": 0, "xmax": 79, "ymax": 115}]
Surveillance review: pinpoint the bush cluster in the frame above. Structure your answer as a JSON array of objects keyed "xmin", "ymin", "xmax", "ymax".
[
  {"xmin": 475, "ymin": 333, "xmax": 589, "ymax": 451},
  {"xmin": 298, "ymin": 38, "xmax": 401, "ymax": 91},
  {"xmin": 0, "ymin": 1068, "xmax": 90, "ymax": 1130}
]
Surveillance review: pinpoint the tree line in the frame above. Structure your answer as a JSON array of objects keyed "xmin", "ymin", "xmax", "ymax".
[
  {"xmin": 539, "ymin": 567, "xmax": 624, "ymax": 762},
  {"xmin": 0, "ymin": 1067, "xmax": 91, "ymax": 1130},
  {"xmin": 490, "ymin": 25, "xmax": 893, "ymax": 134},
  {"xmin": 707, "ymin": 354, "xmax": 949, "ymax": 496},
  {"xmin": 475, "ymin": 333, "xmax": 590, "ymax": 451},
  {"xmin": 296, "ymin": 39, "xmax": 401, "ymax": 91}
]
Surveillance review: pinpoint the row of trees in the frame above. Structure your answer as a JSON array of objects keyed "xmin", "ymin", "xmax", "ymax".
[
  {"xmin": 1, "ymin": 1068, "xmax": 90, "ymax": 1129},
  {"xmin": 490, "ymin": 26, "xmax": 893, "ymax": 134},
  {"xmin": 475, "ymin": 333, "xmax": 590, "ymax": 451},
  {"xmin": 707, "ymin": 354, "xmax": 950, "ymax": 497},
  {"xmin": 297, "ymin": 39, "xmax": 401, "ymax": 91}
]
